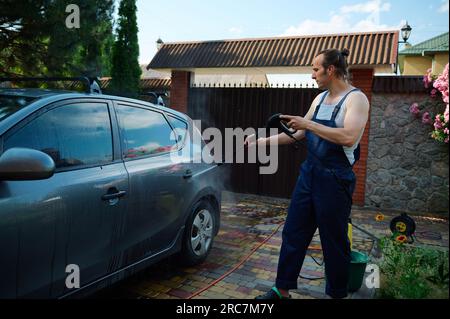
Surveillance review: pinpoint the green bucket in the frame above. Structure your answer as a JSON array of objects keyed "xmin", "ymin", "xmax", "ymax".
[{"xmin": 348, "ymin": 250, "xmax": 369, "ymax": 292}]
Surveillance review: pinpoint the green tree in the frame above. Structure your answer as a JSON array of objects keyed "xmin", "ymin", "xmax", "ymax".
[
  {"xmin": 0, "ymin": 0, "xmax": 50, "ymax": 76},
  {"xmin": 110, "ymin": 0, "xmax": 141, "ymax": 97},
  {"xmin": 70, "ymin": 0, "xmax": 115, "ymax": 77},
  {"xmin": 45, "ymin": 0, "xmax": 115, "ymax": 77},
  {"xmin": 0, "ymin": 0, "xmax": 114, "ymax": 78}
]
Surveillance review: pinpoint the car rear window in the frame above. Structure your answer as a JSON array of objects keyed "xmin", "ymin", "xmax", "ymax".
[
  {"xmin": 168, "ymin": 115, "xmax": 188, "ymax": 146},
  {"xmin": 0, "ymin": 95, "xmax": 37, "ymax": 122}
]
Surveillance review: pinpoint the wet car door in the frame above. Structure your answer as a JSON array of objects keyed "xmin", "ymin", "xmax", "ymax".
[
  {"xmin": 112, "ymin": 102, "xmax": 193, "ymax": 268},
  {"xmin": 0, "ymin": 99, "xmax": 128, "ymax": 298}
]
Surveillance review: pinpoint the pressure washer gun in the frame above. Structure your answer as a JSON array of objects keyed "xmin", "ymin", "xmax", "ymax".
[
  {"xmin": 245, "ymin": 113, "xmax": 299, "ymax": 149},
  {"xmin": 264, "ymin": 113, "xmax": 300, "ymax": 149}
]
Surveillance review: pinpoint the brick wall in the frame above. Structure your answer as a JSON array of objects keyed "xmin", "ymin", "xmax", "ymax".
[
  {"xmin": 170, "ymin": 71, "xmax": 191, "ymax": 114},
  {"xmin": 350, "ymin": 68, "xmax": 374, "ymax": 206}
]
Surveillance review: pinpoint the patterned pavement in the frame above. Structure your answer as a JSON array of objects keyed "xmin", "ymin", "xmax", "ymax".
[{"xmin": 94, "ymin": 191, "xmax": 449, "ymax": 299}]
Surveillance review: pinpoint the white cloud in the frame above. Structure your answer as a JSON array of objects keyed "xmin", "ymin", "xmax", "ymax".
[
  {"xmin": 341, "ymin": 0, "xmax": 391, "ymax": 13},
  {"xmin": 282, "ymin": 0, "xmax": 399, "ymax": 36},
  {"xmin": 438, "ymin": 0, "xmax": 449, "ymax": 12},
  {"xmin": 283, "ymin": 15, "xmax": 349, "ymax": 36},
  {"xmin": 283, "ymin": 14, "xmax": 401, "ymax": 36},
  {"xmin": 228, "ymin": 27, "xmax": 243, "ymax": 34}
]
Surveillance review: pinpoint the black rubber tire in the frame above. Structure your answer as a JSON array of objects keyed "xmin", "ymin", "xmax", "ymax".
[{"xmin": 179, "ymin": 199, "xmax": 218, "ymax": 266}]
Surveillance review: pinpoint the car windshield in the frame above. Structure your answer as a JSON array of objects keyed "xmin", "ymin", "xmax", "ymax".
[{"xmin": 0, "ymin": 95, "xmax": 37, "ymax": 122}]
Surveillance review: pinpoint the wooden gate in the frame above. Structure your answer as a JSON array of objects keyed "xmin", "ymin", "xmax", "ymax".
[{"xmin": 188, "ymin": 86, "xmax": 321, "ymax": 198}]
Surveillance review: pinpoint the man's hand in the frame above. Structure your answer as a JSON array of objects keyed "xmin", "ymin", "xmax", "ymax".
[
  {"xmin": 244, "ymin": 134, "xmax": 266, "ymax": 147},
  {"xmin": 279, "ymin": 115, "xmax": 310, "ymax": 131}
]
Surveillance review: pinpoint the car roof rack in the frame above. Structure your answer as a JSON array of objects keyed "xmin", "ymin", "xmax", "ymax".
[{"xmin": 0, "ymin": 77, "xmax": 102, "ymax": 94}]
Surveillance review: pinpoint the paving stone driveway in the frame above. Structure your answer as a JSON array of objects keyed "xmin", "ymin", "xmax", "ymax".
[{"xmin": 95, "ymin": 191, "xmax": 449, "ymax": 299}]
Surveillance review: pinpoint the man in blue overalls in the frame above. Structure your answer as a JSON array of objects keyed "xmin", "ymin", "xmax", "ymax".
[{"xmin": 246, "ymin": 48, "xmax": 369, "ymax": 299}]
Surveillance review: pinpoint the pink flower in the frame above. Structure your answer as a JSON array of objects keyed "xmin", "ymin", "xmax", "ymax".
[
  {"xmin": 424, "ymin": 68, "xmax": 434, "ymax": 88},
  {"xmin": 445, "ymin": 137, "xmax": 449, "ymax": 144},
  {"xmin": 444, "ymin": 105, "xmax": 449, "ymax": 123},
  {"xmin": 434, "ymin": 63, "xmax": 449, "ymax": 104},
  {"xmin": 431, "ymin": 89, "xmax": 438, "ymax": 98},
  {"xmin": 444, "ymin": 128, "xmax": 449, "ymax": 135},
  {"xmin": 442, "ymin": 91, "xmax": 449, "ymax": 104},
  {"xmin": 434, "ymin": 116, "xmax": 443, "ymax": 130},
  {"xmin": 410, "ymin": 103, "xmax": 420, "ymax": 117},
  {"xmin": 422, "ymin": 112, "xmax": 433, "ymax": 125}
]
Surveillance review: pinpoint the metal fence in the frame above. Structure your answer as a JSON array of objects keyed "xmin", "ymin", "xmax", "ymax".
[
  {"xmin": 372, "ymin": 76, "xmax": 426, "ymax": 93},
  {"xmin": 188, "ymin": 86, "xmax": 321, "ymax": 198}
]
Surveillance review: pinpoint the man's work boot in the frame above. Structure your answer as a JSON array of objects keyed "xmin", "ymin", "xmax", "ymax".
[{"xmin": 255, "ymin": 287, "xmax": 291, "ymax": 299}]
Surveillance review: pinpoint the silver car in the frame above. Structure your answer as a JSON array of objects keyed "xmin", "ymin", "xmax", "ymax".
[{"xmin": 0, "ymin": 88, "xmax": 222, "ymax": 298}]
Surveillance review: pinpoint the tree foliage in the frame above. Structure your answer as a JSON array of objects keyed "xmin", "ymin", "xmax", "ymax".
[
  {"xmin": 0, "ymin": 0, "xmax": 115, "ymax": 78},
  {"xmin": 109, "ymin": 0, "xmax": 141, "ymax": 97}
]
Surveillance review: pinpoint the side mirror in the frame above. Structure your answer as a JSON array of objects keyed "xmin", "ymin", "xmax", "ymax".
[{"xmin": 0, "ymin": 148, "xmax": 55, "ymax": 181}]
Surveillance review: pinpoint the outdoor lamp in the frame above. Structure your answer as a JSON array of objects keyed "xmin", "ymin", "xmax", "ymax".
[
  {"xmin": 156, "ymin": 37, "xmax": 164, "ymax": 50},
  {"xmin": 396, "ymin": 21, "xmax": 413, "ymax": 75},
  {"xmin": 400, "ymin": 22, "xmax": 412, "ymax": 43}
]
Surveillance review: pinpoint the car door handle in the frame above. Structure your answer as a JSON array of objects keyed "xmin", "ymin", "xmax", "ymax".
[
  {"xmin": 101, "ymin": 190, "xmax": 127, "ymax": 201},
  {"xmin": 183, "ymin": 169, "xmax": 193, "ymax": 179}
]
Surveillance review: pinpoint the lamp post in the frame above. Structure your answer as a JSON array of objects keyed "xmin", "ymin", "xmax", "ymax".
[
  {"xmin": 396, "ymin": 21, "xmax": 412, "ymax": 74},
  {"xmin": 156, "ymin": 38, "xmax": 164, "ymax": 50},
  {"xmin": 400, "ymin": 22, "xmax": 412, "ymax": 44}
]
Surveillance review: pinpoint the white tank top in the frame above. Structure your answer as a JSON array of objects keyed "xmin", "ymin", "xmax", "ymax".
[{"xmin": 315, "ymin": 91, "xmax": 365, "ymax": 165}]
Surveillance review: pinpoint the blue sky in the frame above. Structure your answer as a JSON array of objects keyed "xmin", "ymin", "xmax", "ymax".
[{"xmin": 136, "ymin": 0, "xmax": 449, "ymax": 64}]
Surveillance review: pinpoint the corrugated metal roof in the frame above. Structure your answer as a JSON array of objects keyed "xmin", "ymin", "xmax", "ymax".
[
  {"xmin": 399, "ymin": 32, "xmax": 449, "ymax": 56},
  {"xmin": 100, "ymin": 77, "xmax": 171, "ymax": 90},
  {"xmin": 140, "ymin": 65, "xmax": 171, "ymax": 78},
  {"xmin": 148, "ymin": 31, "xmax": 399, "ymax": 69},
  {"xmin": 140, "ymin": 78, "xmax": 171, "ymax": 90}
]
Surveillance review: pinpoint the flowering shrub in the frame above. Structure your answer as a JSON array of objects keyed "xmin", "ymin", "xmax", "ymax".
[
  {"xmin": 434, "ymin": 65, "xmax": 449, "ymax": 104},
  {"xmin": 410, "ymin": 63, "xmax": 449, "ymax": 143},
  {"xmin": 377, "ymin": 236, "xmax": 449, "ymax": 299},
  {"xmin": 423, "ymin": 68, "xmax": 435, "ymax": 89}
]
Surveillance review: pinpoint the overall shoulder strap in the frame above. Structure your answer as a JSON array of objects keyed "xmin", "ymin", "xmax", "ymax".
[{"xmin": 331, "ymin": 88, "xmax": 360, "ymax": 121}]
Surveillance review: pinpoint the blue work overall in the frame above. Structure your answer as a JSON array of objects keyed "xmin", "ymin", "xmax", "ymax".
[{"xmin": 275, "ymin": 88, "xmax": 360, "ymax": 299}]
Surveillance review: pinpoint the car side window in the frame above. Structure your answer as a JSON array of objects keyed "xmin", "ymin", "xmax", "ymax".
[
  {"xmin": 3, "ymin": 102, "xmax": 113, "ymax": 169},
  {"xmin": 168, "ymin": 115, "xmax": 188, "ymax": 147},
  {"xmin": 115, "ymin": 104, "xmax": 177, "ymax": 159}
]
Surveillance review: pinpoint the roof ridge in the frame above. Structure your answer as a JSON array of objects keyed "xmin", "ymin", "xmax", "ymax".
[{"xmin": 160, "ymin": 30, "xmax": 399, "ymax": 46}]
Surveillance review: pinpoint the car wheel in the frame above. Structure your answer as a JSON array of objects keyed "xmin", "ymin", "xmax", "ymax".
[{"xmin": 179, "ymin": 200, "xmax": 217, "ymax": 266}]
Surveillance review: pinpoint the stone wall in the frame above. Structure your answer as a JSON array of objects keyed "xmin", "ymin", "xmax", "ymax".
[{"xmin": 366, "ymin": 93, "xmax": 449, "ymax": 215}]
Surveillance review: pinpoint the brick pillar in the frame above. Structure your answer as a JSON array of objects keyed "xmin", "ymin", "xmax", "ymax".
[
  {"xmin": 170, "ymin": 71, "xmax": 191, "ymax": 114},
  {"xmin": 350, "ymin": 68, "xmax": 374, "ymax": 206}
]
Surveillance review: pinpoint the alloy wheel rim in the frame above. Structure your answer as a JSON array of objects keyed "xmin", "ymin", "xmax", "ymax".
[{"xmin": 190, "ymin": 209, "xmax": 213, "ymax": 256}]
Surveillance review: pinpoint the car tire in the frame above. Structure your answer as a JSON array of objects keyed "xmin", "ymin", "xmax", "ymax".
[{"xmin": 179, "ymin": 199, "xmax": 217, "ymax": 266}]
